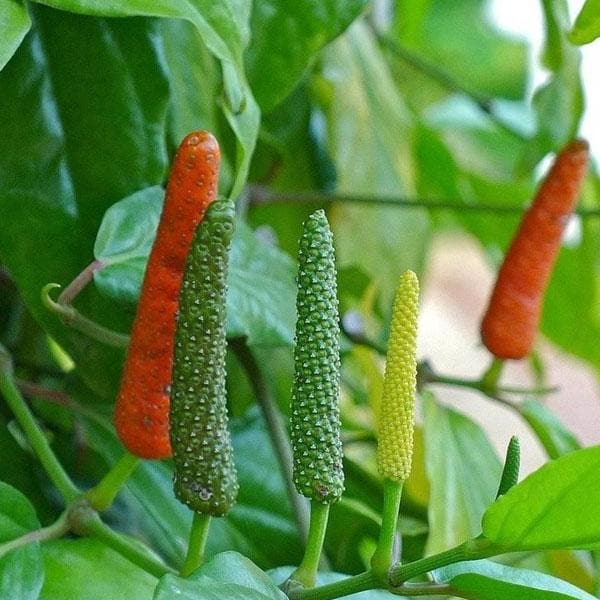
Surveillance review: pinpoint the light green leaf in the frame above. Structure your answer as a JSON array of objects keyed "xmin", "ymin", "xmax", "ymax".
[
  {"xmin": 154, "ymin": 578, "xmax": 278, "ymax": 600},
  {"xmin": 569, "ymin": 0, "xmax": 600, "ymax": 44},
  {"xmin": 520, "ymin": 400, "xmax": 580, "ymax": 459},
  {"xmin": 0, "ymin": 482, "xmax": 43, "ymax": 600},
  {"xmin": 393, "ymin": 0, "xmax": 528, "ymax": 101},
  {"xmin": 438, "ymin": 559, "xmax": 596, "ymax": 600},
  {"xmin": 482, "ymin": 445, "xmax": 600, "ymax": 551},
  {"xmin": 322, "ymin": 20, "xmax": 429, "ymax": 310},
  {"xmin": 422, "ymin": 393, "xmax": 501, "ymax": 554},
  {"xmin": 41, "ymin": 538, "xmax": 157, "ymax": 600},
  {"xmin": 0, "ymin": 0, "xmax": 30, "ymax": 70},
  {"xmin": 246, "ymin": 0, "xmax": 367, "ymax": 111},
  {"xmin": 92, "ymin": 190, "xmax": 296, "ymax": 346}
]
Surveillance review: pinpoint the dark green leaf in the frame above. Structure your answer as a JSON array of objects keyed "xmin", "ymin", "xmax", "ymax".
[
  {"xmin": 41, "ymin": 537, "xmax": 157, "ymax": 600},
  {"xmin": 520, "ymin": 400, "xmax": 580, "ymax": 459},
  {"xmin": 438, "ymin": 559, "xmax": 596, "ymax": 600},
  {"xmin": 569, "ymin": 0, "xmax": 600, "ymax": 44},
  {"xmin": 422, "ymin": 393, "xmax": 501, "ymax": 554},
  {"xmin": 482, "ymin": 446, "xmax": 600, "ymax": 551},
  {"xmin": 0, "ymin": 482, "xmax": 43, "ymax": 600},
  {"xmin": 0, "ymin": 0, "xmax": 30, "ymax": 70},
  {"xmin": 246, "ymin": 0, "xmax": 367, "ymax": 111}
]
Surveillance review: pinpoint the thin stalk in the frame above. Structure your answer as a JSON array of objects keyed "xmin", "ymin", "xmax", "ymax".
[
  {"xmin": 290, "ymin": 502, "xmax": 330, "ymax": 588},
  {"xmin": 86, "ymin": 451, "xmax": 140, "ymax": 511},
  {"xmin": 180, "ymin": 513, "xmax": 211, "ymax": 577},
  {"xmin": 389, "ymin": 538, "xmax": 494, "ymax": 586},
  {"xmin": 370, "ymin": 479, "xmax": 403, "ymax": 581},
  {"xmin": 42, "ymin": 283, "xmax": 130, "ymax": 348},
  {"xmin": 229, "ymin": 337, "xmax": 309, "ymax": 542},
  {"xmin": 58, "ymin": 260, "xmax": 105, "ymax": 305},
  {"xmin": 0, "ymin": 345, "xmax": 80, "ymax": 502},
  {"xmin": 85, "ymin": 515, "xmax": 175, "ymax": 579},
  {"xmin": 291, "ymin": 571, "xmax": 378, "ymax": 600},
  {"xmin": 480, "ymin": 358, "xmax": 504, "ymax": 392},
  {"xmin": 0, "ymin": 510, "xmax": 70, "ymax": 559}
]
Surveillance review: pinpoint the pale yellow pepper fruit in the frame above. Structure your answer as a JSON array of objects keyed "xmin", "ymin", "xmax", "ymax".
[{"xmin": 376, "ymin": 270, "xmax": 419, "ymax": 482}]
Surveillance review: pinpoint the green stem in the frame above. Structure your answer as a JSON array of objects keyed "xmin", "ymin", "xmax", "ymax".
[
  {"xmin": 247, "ymin": 185, "xmax": 600, "ymax": 219},
  {"xmin": 42, "ymin": 283, "xmax": 130, "ymax": 348},
  {"xmin": 290, "ymin": 502, "xmax": 330, "ymax": 588},
  {"xmin": 85, "ymin": 515, "xmax": 175, "ymax": 579},
  {"xmin": 180, "ymin": 513, "xmax": 211, "ymax": 577},
  {"xmin": 57, "ymin": 260, "xmax": 105, "ymax": 305},
  {"xmin": 291, "ymin": 571, "xmax": 378, "ymax": 600},
  {"xmin": 480, "ymin": 358, "xmax": 504, "ymax": 393},
  {"xmin": 0, "ymin": 510, "xmax": 70, "ymax": 559},
  {"xmin": 389, "ymin": 538, "xmax": 494, "ymax": 586},
  {"xmin": 370, "ymin": 479, "xmax": 403, "ymax": 581},
  {"xmin": 230, "ymin": 338, "xmax": 310, "ymax": 542},
  {"xmin": 391, "ymin": 582, "xmax": 454, "ymax": 596},
  {"xmin": 86, "ymin": 452, "xmax": 140, "ymax": 511},
  {"xmin": 0, "ymin": 346, "xmax": 80, "ymax": 502}
]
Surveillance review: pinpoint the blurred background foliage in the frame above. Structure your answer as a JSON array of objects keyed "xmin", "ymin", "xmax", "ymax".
[{"xmin": 1, "ymin": 0, "xmax": 600, "ymax": 598}]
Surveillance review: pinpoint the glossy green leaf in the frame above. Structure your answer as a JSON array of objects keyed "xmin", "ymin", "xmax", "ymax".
[
  {"xmin": 32, "ymin": 0, "xmax": 258, "ymax": 197},
  {"xmin": 0, "ymin": 8, "xmax": 170, "ymax": 398},
  {"xmin": 41, "ymin": 537, "xmax": 157, "ymax": 600},
  {"xmin": 91, "ymin": 189, "xmax": 296, "ymax": 346},
  {"xmin": 393, "ymin": 0, "xmax": 528, "ymax": 101},
  {"xmin": 246, "ymin": 0, "xmax": 367, "ymax": 111},
  {"xmin": 520, "ymin": 400, "xmax": 580, "ymax": 459},
  {"xmin": 0, "ymin": 483, "xmax": 43, "ymax": 600},
  {"xmin": 569, "ymin": 0, "xmax": 600, "ymax": 44},
  {"xmin": 0, "ymin": 0, "xmax": 30, "ymax": 70},
  {"xmin": 422, "ymin": 393, "xmax": 501, "ymax": 554},
  {"xmin": 322, "ymin": 21, "xmax": 429, "ymax": 310},
  {"xmin": 154, "ymin": 578, "xmax": 277, "ymax": 600},
  {"xmin": 438, "ymin": 559, "xmax": 596, "ymax": 600},
  {"xmin": 482, "ymin": 445, "xmax": 600, "ymax": 551}
]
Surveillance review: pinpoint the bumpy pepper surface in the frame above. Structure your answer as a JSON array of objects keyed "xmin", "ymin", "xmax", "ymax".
[
  {"xmin": 114, "ymin": 131, "xmax": 220, "ymax": 459},
  {"xmin": 376, "ymin": 270, "xmax": 419, "ymax": 483},
  {"xmin": 170, "ymin": 198, "xmax": 238, "ymax": 516},
  {"xmin": 290, "ymin": 209, "xmax": 344, "ymax": 503},
  {"xmin": 481, "ymin": 139, "xmax": 589, "ymax": 359}
]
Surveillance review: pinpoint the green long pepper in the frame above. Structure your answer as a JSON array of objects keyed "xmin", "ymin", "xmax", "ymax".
[
  {"xmin": 170, "ymin": 198, "xmax": 238, "ymax": 517},
  {"xmin": 290, "ymin": 209, "xmax": 344, "ymax": 504}
]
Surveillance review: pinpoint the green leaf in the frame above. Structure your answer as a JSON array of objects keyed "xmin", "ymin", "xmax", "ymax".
[
  {"xmin": 520, "ymin": 400, "xmax": 580, "ymax": 460},
  {"xmin": 422, "ymin": 393, "xmax": 502, "ymax": 554},
  {"xmin": 92, "ymin": 189, "xmax": 296, "ymax": 346},
  {"xmin": 93, "ymin": 186, "xmax": 163, "ymax": 303},
  {"xmin": 246, "ymin": 0, "xmax": 367, "ymax": 111},
  {"xmin": 0, "ymin": 482, "xmax": 43, "ymax": 600},
  {"xmin": 32, "ymin": 0, "xmax": 259, "ymax": 197},
  {"xmin": 482, "ymin": 445, "xmax": 600, "ymax": 551},
  {"xmin": 569, "ymin": 0, "xmax": 600, "ymax": 44},
  {"xmin": 0, "ymin": 8, "xmax": 170, "ymax": 398},
  {"xmin": 392, "ymin": 0, "xmax": 528, "ymax": 101},
  {"xmin": 227, "ymin": 221, "xmax": 296, "ymax": 346},
  {"xmin": 0, "ymin": 0, "xmax": 30, "ymax": 70},
  {"xmin": 523, "ymin": 0, "xmax": 583, "ymax": 169},
  {"xmin": 321, "ymin": 20, "xmax": 429, "ymax": 310},
  {"xmin": 41, "ymin": 537, "xmax": 157, "ymax": 600},
  {"xmin": 155, "ymin": 552, "xmax": 287, "ymax": 599},
  {"xmin": 438, "ymin": 559, "xmax": 596, "ymax": 600}
]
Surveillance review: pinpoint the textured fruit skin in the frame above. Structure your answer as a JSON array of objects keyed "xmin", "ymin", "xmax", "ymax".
[
  {"xmin": 114, "ymin": 131, "xmax": 220, "ymax": 459},
  {"xmin": 290, "ymin": 210, "xmax": 344, "ymax": 504},
  {"xmin": 376, "ymin": 270, "xmax": 419, "ymax": 483},
  {"xmin": 170, "ymin": 198, "xmax": 238, "ymax": 516},
  {"xmin": 481, "ymin": 139, "xmax": 588, "ymax": 360}
]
